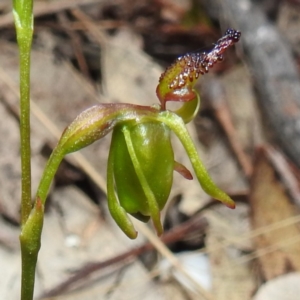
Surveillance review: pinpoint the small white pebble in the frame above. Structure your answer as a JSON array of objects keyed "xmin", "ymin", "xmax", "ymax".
[{"xmin": 64, "ymin": 234, "xmax": 81, "ymax": 248}]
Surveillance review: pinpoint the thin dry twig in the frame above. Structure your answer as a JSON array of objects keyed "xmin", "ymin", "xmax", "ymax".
[
  {"xmin": 40, "ymin": 215, "xmax": 208, "ymax": 298},
  {"xmin": 70, "ymin": 8, "xmax": 111, "ymax": 98},
  {"xmin": 0, "ymin": 0, "xmax": 103, "ymax": 28},
  {"xmin": 264, "ymin": 145, "xmax": 300, "ymax": 208},
  {"xmin": 205, "ymin": 78, "xmax": 253, "ymax": 177},
  {"xmin": 57, "ymin": 12, "xmax": 90, "ymax": 78},
  {"xmin": 39, "ymin": 207, "xmax": 300, "ymax": 298},
  {"xmin": 70, "ymin": 7, "xmax": 108, "ymax": 44},
  {"xmin": 211, "ymin": 0, "xmax": 300, "ymax": 168},
  {"xmin": 39, "ymin": 192, "xmax": 300, "ymax": 298},
  {"xmin": 214, "ymin": 104, "xmax": 253, "ymax": 176},
  {"xmin": 0, "ymin": 67, "xmax": 107, "ymax": 191},
  {"xmin": 235, "ymin": 233, "xmax": 300, "ymax": 265},
  {"xmin": 204, "ymin": 212, "xmax": 300, "ymax": 254},
  {"xmin": 134, "ymin": 221, "xmax": 214, "ymax": 300}
]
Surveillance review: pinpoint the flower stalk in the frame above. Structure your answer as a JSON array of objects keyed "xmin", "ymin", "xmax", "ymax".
[
  {"xmin": 13, "ymin": 1, "xmax": 36, "ymax": 299},
  {"xmin": 13, "ymin": 0, "xmax": 34, "ymax": 225}
]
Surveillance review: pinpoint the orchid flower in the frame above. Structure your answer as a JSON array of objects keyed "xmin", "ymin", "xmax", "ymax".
[{"xmin": 39, "ymin": 29, "xmax": 241, "ymax": 238}]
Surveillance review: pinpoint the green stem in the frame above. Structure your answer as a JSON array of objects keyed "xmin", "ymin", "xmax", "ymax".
[
  {"xmin": 19, "ymin": 36, "xmax": 33, "ymax": 225},
  {"xmin": 36, "ymin": 146, "xmax": 65, "ymax": 204},
  {"xmin": 20, "ymin": 198, "xmax": 44, "ymax": 300},
  {"xmin": 19, "ymin": 145, "xmax": 64, "ymax": 300},
  {"xmin": 13, "ymin": 0, "xmax": 34, "ymax": 225},
  {"xmin": 20, "ymin": 248, "xmax": 38, "ymax": 300},
  {"xmin": 13, "ymin": 3, "xmax": 44, "ymax": 300}
]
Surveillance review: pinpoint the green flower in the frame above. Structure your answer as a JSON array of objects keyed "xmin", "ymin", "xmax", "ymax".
[{"xmin": 54, "ymin": 29, "xmax": 240, "ymax": 238}]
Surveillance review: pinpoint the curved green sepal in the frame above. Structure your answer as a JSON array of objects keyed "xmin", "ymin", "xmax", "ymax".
[
  {"xmin": 156, "ymin": 111, "xmax": 235, "ymax": 209},
  {"xmin": 107, "ymin": 144, "xmax": 137, "ymax": 239}
]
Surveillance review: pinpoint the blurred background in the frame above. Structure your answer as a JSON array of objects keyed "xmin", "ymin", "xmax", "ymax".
[{"xmin": 1, "ymin": 0, "xmax": 300, "ymax": 299}]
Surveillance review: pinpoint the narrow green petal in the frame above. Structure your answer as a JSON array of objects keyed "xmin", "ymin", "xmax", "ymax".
[
  {"xmin": 107, "ymin": 137, "xmax": 137, "ymax": 239},
  {"xmin": 156, "ymin": 111, "xmax": 235, "ymax": 208},
  {"xmin": 123, "ymin": 126, "xmax": 163, "ymax": 235}
]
